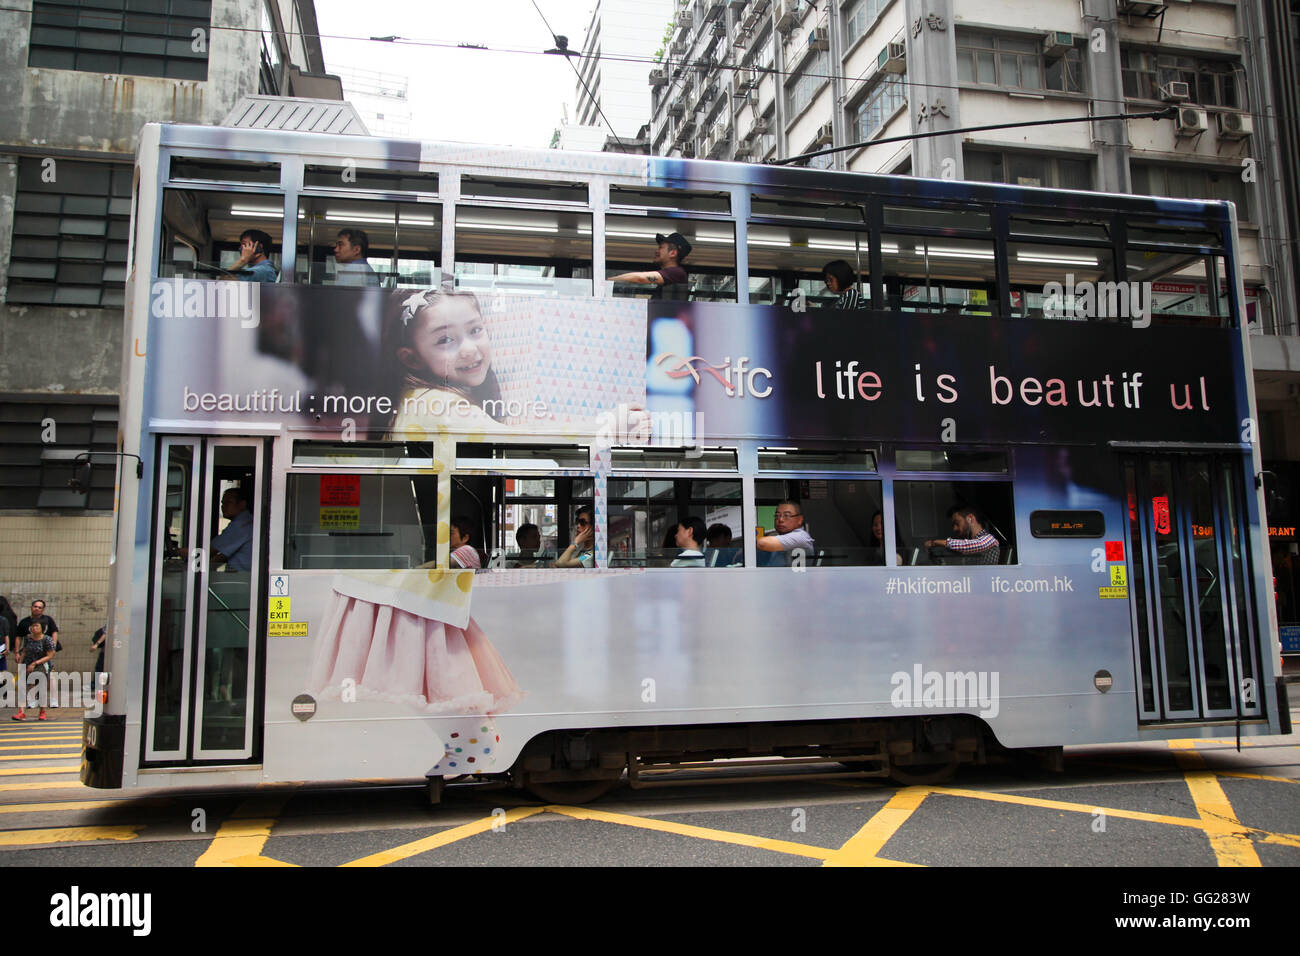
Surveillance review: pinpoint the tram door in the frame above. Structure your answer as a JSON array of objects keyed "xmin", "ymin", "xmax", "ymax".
[
  {"xmin": 1121, "ymin": 454, "xmax": 1262, "ymax": 722},
  {"xmin": 144, "ymin": 437, "xmax": 266, "ymax": 763}
]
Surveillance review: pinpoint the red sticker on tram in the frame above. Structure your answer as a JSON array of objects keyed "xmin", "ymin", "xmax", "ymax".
[
  {"xmin": 1152, "ymin": 496, "xmax": 1171, "ymax": 536},
  {"xmin": 320, "ymin": 475, "xmax": 361, "ymax": 507},
  {"xmin": 1105, "ymin": 541, "xmax": 1124, "ymax": 562}
]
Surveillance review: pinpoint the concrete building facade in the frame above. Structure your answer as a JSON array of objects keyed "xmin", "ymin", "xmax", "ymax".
[{"xmin": 0, "ymin": 0, "xmax": 335, "ymax": 668}]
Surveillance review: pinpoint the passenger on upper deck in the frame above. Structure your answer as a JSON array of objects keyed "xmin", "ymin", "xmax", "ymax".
[
  {"xmin": 554, "ymin": 507, "xmax": 595, "ymax": 569},
  {"xmin": 227, "ymin": 229, "xmax": 279, "ymax": 283},
  {"xmin": 332, "ymin": 228, "xmax": 380, "ymax": 287},
  {"xmin": 823, "ymin": 260, "xmax": 866, "ymax": 310},
  {"xmin": 670, "ymin": 516, "xmax": 708, "ymax": 568},
  {"xmin": 756, "ymin": 501, "xmax": 815, "ymax": 567},
  {"xmin": 610, "ymin": 233, "xmax": 691, "ymax": 294},
  {"xmin": 926, "ymin": 507, "xmax": 1000, "ymax": 565}
]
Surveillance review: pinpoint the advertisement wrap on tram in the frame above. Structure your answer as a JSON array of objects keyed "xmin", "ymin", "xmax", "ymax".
[{"xmin": 122, "ymin": 278, "xmax": 1268, "ymax": 784}]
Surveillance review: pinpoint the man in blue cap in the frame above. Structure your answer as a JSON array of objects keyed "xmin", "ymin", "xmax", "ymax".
[{"xmin": 611, "ymin": 232, "xmax": 691, "ymax": 292}]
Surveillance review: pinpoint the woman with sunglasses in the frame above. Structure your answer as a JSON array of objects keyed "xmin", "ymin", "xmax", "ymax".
[{"xmin": 554, "ymin": 507, "xmax": 595, "ymax": 569}]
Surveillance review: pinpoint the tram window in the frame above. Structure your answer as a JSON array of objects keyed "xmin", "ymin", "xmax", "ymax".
[
  {"xmin": 303, "ymin": 165, "xmax": 438, "ymax": 194},
  {"xmin": 292, "ymin": 441, "xmax": 432, "ymax": 467},
  {"xmin": 754, "ymin": 478, "xmax": 885, "ymax": 567},
  {"xmin": 880, "ymin": 235, "xmax": 999, "ymax": 315},
  {"xmin": 746, "ymin": 226, "xmax": 869, "ymax": 308},
  {"xmin": 158, "ymin": 188, "xmax": 284, "ymax": 280},
  {"xmin": 883, "ymin": 205, "xmax": 991, "ymax": 233},
  {"xmin": 610, "ymin": 186, "xmax": 730, "ymax": 214},
  {"xmin": 1007, "ymin": 242, "xmax": 1116, "ymax": 319},
  {"xmin": 462, "ymin": 476, "xmax": 593, "ymax": 568},
  {"xmin": 296, "ymin": 197, "xmax": 441, "ymax": 289},
  {"xmin": 1126, "ymin": 220, "xmax": 1222, "ymax": 250},
  {"xmin": 608, "ymin": 476, "xmax": 744, "ymax": 567},
  {"xmin": 456, "ymin": 443, "xmax": 590, "ymax": 471},
  {"xmin": 283, "ymin": 473, "xmax": 440, "ymax": 570},
  {"xmin": 893, "ymin": 481, "xmax": 1017, "ymax": 566},
  {"xmin": 168, "ymin": 158, "xmax": 280, "ymax": 186},
  {"xmin": 461, "ymin": 176, "xmax": 588, "ymax": 205},
  {"xmin": 749, "ymin": 192, "xmax": 866, "ymax": 225},
  {"xmin": 1008, "ymin": 212, "xmax": 1111, "ymax": 244},
  {"xmin": 896, "ymin": 449, "xmax": 1009, "ymax": 473},
  {"xmin": 454, "ymin": 206, "xmax": 593, "ymax": 296},
  {"xmin": 610, "ymin": 447, "xmax": 738, "ymax": 471},
  {"xmin": 758, "ymin": 448, "xmax": 878, "ymax": 473},
  {"xmin": 605, "ymin": 215, "xmax": 737, "ymax": 303},
  {"xmin": 1122, "ymin": 250, "xmax": 1228, "ymax": 327}
]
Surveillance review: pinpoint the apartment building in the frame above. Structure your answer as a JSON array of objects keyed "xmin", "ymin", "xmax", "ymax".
[
  {"xmin": 560, "ymin": 0, "xmax": 675, "ymax": 151},
  {"xmin": 0, "ymin": 0, "xmax": 337, "ymax": 664}
]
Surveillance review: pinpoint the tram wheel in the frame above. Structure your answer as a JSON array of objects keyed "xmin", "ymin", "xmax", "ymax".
[
  {"xmin": 523, "ymin": 775, "xmax": 622, "ymax": 805},
  {"xmin": 888, "ymin": 753, "xmax": 959, "ymax": 786}
]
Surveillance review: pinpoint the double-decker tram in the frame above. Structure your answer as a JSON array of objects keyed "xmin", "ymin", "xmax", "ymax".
[{"xmin": 82, "ymin": 121, "xmax": 1290, "ymax": 799}]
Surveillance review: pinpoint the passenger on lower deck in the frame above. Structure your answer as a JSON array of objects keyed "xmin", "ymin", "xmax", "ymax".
[
  {"xmin": 926, "ymin": 507, "xmax": 1000, "ymax": 565},
  {"xmin": 756, "ymin": 500, "xmax": 815, "ymax": 567},
  {"xmin": 705, "ymin": 523, "xmax": 741, "ymax": 567},
  {"xmin": 554, "ymin": 507, "xmax": 595, "ymax": 568},
  {"xmin": 449, "ymin": 515, "xmax": 483, "ymax": 569},
  {"xmin": 670, "ymin": 516, "xmax": 708, "ymax": 568}
]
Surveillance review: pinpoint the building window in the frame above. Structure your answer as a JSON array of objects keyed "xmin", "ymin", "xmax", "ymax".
[
  {"xmin": 0, "ymin": 399, "xmax": 119, "ymax": 511},
  {"xmin": 852, "ymin": 76, "xmax": 905, "ymax": 141},
  {"xmin": 786, "ymin": 49, "xmax": 829, "ymax": 119},
  {"xmin": 1131, "ymin": 163, "xmax": 1252, "ymax": 222},
  {"xmin": 964, "ymin": 149, "xmax": 1093, "ymax": 190},
  {"xmin": 1121, "ymin": 51, "xmax": 1241, "ymax": 107},
  {"xmin": 842, "ymin": 0, "xmax": 892, "ymax": 49},
  {"xmin": 7, "ymin": 159, "xmax": 132, "ymax": 307},
  {"xmin": 957, "ymin": 32, "xmax": 1083, "ymax": 93},
  {"xmin": 258, "ymin": 1, "xmax": 281, "ymax": 95},
  {"xmin": 27, "ymin": 0, "xmax": 212, "ymax": 81}
]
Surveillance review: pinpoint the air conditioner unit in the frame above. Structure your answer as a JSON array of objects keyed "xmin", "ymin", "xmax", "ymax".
[
  {"xmin": 1042, "ymin": 31, "xmax": 1074, "ymax": 56},
  {"xmin": 668, "ymin": 100, "xmax": 685, "ymax": 118},
  {"xmin": 747, "ymin": 89, "xmax": 761, "ymax": 109},
  {"xmin": 711, "ymin": 20, "xmax": 727, "ymax": 37},
  {"xmin": 878, "ymin": 41, "xmax": 906, "ymax": 74},
  {"xmin": 1175, "ymin": 106, "xmax": 1208, "ymax": 136},
  {"xmin": 1216, "ymin": 110, "xmax": 1253, "ymax": 140},
  {"xmin": 1119, "ymin": 1, "xmax": 1166, "ymax": 16},
  {"xmin": 775, "ymin": 0, "xmax": 799, "ymax": 34},
  {"xmin": 812, "ymin": 121, "xmax": 833, "ymax": 146},
  {"xmin": 678, "ymin": 10, "xmax": 694, "ymax": 29},
  {"xmin": 649, "ymin": 68, "xmax": 668, "ymax": 88},
  {"xmin": 752, "ymin": 117, "xmax": 771, "ymax": 134},
  {"xmin": 807, "ymin": 28, "xmax": 829, "ymax": 51},
  {"xmin": 1159, "ymin": 80, "xmax": 1191, "ymax": 102}
]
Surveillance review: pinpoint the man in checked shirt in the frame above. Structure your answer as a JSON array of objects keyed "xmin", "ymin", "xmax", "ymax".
[{"xmin": 926, "ymin": 507, "xmax": 1001, "ymax": 565}]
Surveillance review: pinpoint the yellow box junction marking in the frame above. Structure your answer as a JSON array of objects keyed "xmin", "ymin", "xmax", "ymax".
[
  {"xmin": 340, "ymin": 806, "xmax": 546, "ymax": 867},
  {"xmin": 195, "ymin": 792, "xmax": 297, "ymax": 868},
  {"xmin": 0, "ymin": 825, "xmax": 139, "ymax": 847},
  {"xmin": 822, "ymin": 787, "xmax": 930, "ymax": 867},
  {"xmin": 1170, "ymin": 740, "xmax": 1262, "ymax": 867}
]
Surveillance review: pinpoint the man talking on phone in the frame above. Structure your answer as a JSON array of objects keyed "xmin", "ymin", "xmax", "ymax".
[{"xmin": 228, "ymin": 228, "xmax": 279, "ymax": 283}]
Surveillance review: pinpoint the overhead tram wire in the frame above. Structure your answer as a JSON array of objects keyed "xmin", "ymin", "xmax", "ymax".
[
  {"xmin": 5, "ymin": 4, "xmax": 1276, "ymax": 124},
  {"xmin": 528, "ymin": 0, "xmax": 632, "ymax": 154}
]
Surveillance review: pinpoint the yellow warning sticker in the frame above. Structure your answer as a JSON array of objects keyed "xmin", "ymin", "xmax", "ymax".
[
  {"xmin": 268, "ymin": 622, "xmax": 309, "ymax": 637},
  {"xmin": 320, "ymin": 507, "xmax": 360, "ymax": 529},
  {"xmin": 268, "ymin": 597, "xmax": 291, "ymax": 622},
  {"xmin": 1099, "ymin": 586, "xmax": 1129, "ymax": 599},
  {"xmin": 1109, "ymin": 565, "xmax": 1127, "ymax": 587}
]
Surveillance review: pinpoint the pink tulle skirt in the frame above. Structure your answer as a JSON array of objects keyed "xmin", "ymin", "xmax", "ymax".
[{"xmin": 307, "ymin": 591, "xmax": 524, "ymax": 715}]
